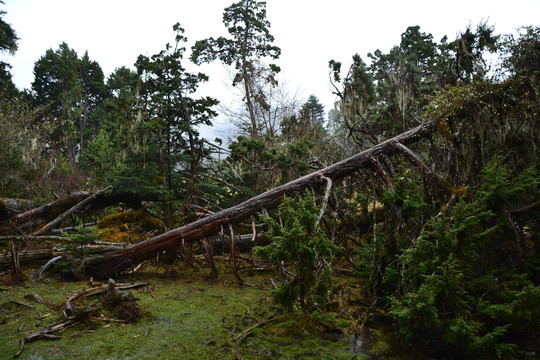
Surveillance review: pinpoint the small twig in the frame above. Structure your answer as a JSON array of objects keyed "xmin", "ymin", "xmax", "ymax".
[
  {"xmin": 32, "ymin": 255, "xmax": 63, "ymax": 279},
  {"xmin": 18, "ymin": 323, "xmax": 25, "ymax": 335},
  {"xmin": 233, "ymin": 317, "xmax": 276, "ymax": 341},
  {"xmin": 250, "ymin": 215, "xmax": 257, "ymax": 242},
  {"xmin": 177, "ymin": 252, "xmax": 200, "ymax": 272},
  {"xmin": 127, "ymin": 262, "xmax": 145, "ymax": 274},
  {"xmin": 14, "ymin": 338, "xmax": 25, "ymax": 358},
  {"xmin": 89, "ymin": 316, "xmax": 126, "ymax": 323},
  {"xmin": 229, "ymin": 224, "xmax": 244, "ymax": 284},
  {"xmin": 234, "ymin": 316, "xmax": 276, "ymax": 360},
  {"xmin": 10, "ymin": 300, "xmax": 34, "ymax": 309},
  {"xmin": 504, "ymin": 209, "xmax": 524, "ymax": 262},
  {"xmin": 508, "ymin": 201, "xmax": 540, "ymax": 215},
  {"xmin": 35, "ymin": 313, "xmax": 51, "ymax": 320}
]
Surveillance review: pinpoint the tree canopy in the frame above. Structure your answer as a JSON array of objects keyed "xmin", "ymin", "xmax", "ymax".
[{"xmin": 0, "ymin": 2, "xmax": 538, "ymax": 358}]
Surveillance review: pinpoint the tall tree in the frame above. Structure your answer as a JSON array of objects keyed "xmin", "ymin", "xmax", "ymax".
[
  {"xmin": 0, "ymin": 1, "xmax": 16, "ymax": 54},
  {"xmin": 368, "ymin": 25, "xmax": 438, "ymax": 133},
  {"xmin": 136, "ymin": 23, "xmax": 218, "ymax": 222},
  {"xmin": 78, "ymin": 51, "xmax": 106, "ymax": 155},
  {"xmin": 0, "ymin": 1, "xmax": 19, "ymax": 99},
  {"xmin": 329, "ymin": 24, "xmax": 500, "ymax": 151},
  {"xmin": 302, "ymin": 94, "xmax": 326, "ymax": 130},
  {"xmin": 191, "ymin": 0, "xmax": 281, "ymax": 138},
  {"xmin": 447, "ymin": 22, "xmax": 499, "ymax": 84},
  {"xmin": 32, "ymin": 43, "xmax": 80, "ymax": 167},
  {"xmin": 32, "ymin": 43, "xmax": 106, "ymax": 168},
  {"xmin": 328, "ymin": 53, "xmax": 378, "ymax": 148}
]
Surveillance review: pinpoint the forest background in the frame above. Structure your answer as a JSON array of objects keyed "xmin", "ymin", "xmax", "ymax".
[{"xmin": 0, "ymin": 1, "xmax": 539, "ymax": 359}]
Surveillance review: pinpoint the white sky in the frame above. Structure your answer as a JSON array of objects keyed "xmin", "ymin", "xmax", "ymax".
[{"xmin": 2, "ymin": 0, "xmax": 539, "ymax": 139}]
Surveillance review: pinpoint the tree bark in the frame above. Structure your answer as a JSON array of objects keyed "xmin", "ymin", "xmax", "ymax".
[
  {"xmin": 32, "ymin": 186, "xmax": 112, "ymax": 236},
  {"xmin": 11, "ymin": 191, "xmax": 91, "ymax": 233},
  {"xmin": 0, "ymin": 198, "xmax": 36, "ymax": 220},
  {"xmin": 84, "ymin": 121, "xmax": 436, "ymax": 278},
  {"xmin": 2, "ymin": 187, "xmax": 145, "ymax": 235}
]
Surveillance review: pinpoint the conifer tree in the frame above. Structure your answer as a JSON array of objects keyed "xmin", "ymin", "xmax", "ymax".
[
  {"xmin": 191, "ymin": 0, "xmax": 281, "ymax": 137},
  {"xmin": 255, "ymin": 191, "xmax": 340, "ymax": 312}
]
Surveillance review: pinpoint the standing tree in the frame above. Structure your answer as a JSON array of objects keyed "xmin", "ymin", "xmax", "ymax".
[
  {"xmin": 302, "ymin": 94, "xmax": 326, "ymax": 130},
  {"xmin": 0, "ymin": 1, "xmax": 19, "ymax": 100},
  {"xmin": 328, "ymin": 53, "xmax": 378, "ymax": 149},
  {"xmin": 135, "ymin": 23, "xmax": 218, "ymax": 223},
  {"xmin": 32, "ymin": 43, "xmax": 106, "ymax": 168},
  {"xmin": 367, "ymin": 26, "xmax": 438, "ymax": 134},
  {"xmin": 0, "ymin": 1, "xmax": 17, "ymax": 55},
  {"xmin": 77, "ymin": 51, "xmax": 106, "ymax": 156},
  {"xmin": 191, "ymin": 0, "xmax": 281, "ymax": 138},
  {"xmin": 32, "ymin": 43, "xmax": 80, "ymax": 168},
  {"xmin": 79, "ymin": 66, "xmax": 140, "ymax": 183}
]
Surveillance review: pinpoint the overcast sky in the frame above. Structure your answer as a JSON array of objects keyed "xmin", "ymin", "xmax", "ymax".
[{"xmin": 2, "ymin": 0, "xmax": 539, "ymax": 138}]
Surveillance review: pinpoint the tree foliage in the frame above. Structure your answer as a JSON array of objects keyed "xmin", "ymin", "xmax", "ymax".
[
  {"xmin": 255, "ymin": 191, "xmax": 340, "ymax": 312},
  {"xmin": 191, "ymin": 0, "xmax": 281, "ymax": 137},
  {"xmin": 32, "ymin": 43, "xmax": 106, "ymax": 168},
  {"xmin": 1, "ymin": 7, "xmax": 538, "ymax": 359}
]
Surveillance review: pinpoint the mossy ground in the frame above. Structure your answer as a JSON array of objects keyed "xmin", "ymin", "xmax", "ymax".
[{"xmin": 0, "ymin": 261, "xmax": 366, "ymax": 360}]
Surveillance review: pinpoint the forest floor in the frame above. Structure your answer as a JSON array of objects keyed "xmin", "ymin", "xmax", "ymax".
[{"xmin": 0, "ymin": 259, "xmax": 398, "ymax": 360}]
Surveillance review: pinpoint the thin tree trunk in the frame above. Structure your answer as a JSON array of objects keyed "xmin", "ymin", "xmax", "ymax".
[
  {"xmin": 158, "ymin": 130, "xmax": 172, "ymax": 229},
  {"xmin": 10, "ymin": 241, "xmax": 22, "ymax": 276},
  {"xmin": 201, "ymin": 238, "xmax": 218, "ymax": 280}
]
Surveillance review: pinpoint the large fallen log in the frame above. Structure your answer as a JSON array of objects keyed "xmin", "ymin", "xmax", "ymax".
[
  {"xmin": 5, "ymin": 188, "xmax": 145, "ymax": 235},
  {"xmin": 85, "ymin": 121, "xmax": 436, "ymax": 278},
  {"xmin": 32, "ymin": 186, "xmax": 112, "ymax": 236},
  {"xmin": 0, "ymin": 198, "xmax": 36, "ymax": 220},
  {"xmin": 11, "ymin": 192, "xmax": 91, "ymax": 233},
  {"xmin": 0, "ymin": 245, "xmax": 127, "ymax": 269}
]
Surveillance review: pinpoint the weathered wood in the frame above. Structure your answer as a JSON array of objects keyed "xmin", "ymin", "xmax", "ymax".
[
  {"xmin": 4, "ymin": 188, "xmax": 145, "ymax": 235},
  {"xmin": 12, "ymin": 191, "xmax": 91, "ymax": 233},
  {"xmin": 0, "ymin": 198, "xmax": 35, "ymax": 219},
  {"xmin": 32, "ymin": 255, "xmax": 64, "ymax": 279},
  {"xmin": 0, "ymin": 246, "xmax": 126, "ymax": 269},
  {"xmin": 14, "ymin": 281, "xmax": 149, "ymax": 358},
  {"xmin": 201, "ymin": 238, "xmax": 218, "ymax": 279},
  {"xmin": 0, "ymin": 249, "xmax": 54, "ymax": 268},
  {"xmin": 32, "ymin": 186, "xmax": 113, "ymax": 236},
  {"xmin": 0, "ymin": 235, "xmax": 73, "ymax": 244},
  {"xmin": 10, "ymin": 241, "xmax": 22, "ymax": 276},
  {"xmin": 85, "ymin": 121, "xmax": 436, "ymax": 278}
]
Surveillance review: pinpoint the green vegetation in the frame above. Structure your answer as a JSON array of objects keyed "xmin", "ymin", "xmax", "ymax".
[
  {"xmin": 0, "ymin": 266, "xmax": 361, "ymax": 359},
  {"xmin": 0, "ymin": 1, "xmax": 538, "ymax": 359},
  {"xmin": 256, "ymin": 191, "xmax": 340, "ymax": 312}
]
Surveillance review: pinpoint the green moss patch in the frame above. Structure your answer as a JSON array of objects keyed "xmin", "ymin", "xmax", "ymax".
[{"xmin": 0, "ymin": 264, "xmax": 360, "ymax": 359}]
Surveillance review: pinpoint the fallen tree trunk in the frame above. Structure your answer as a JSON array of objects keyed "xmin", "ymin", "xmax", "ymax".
[
  {"xmin": 0, "ymin": 198, "xmax": 36, "ymax": 220},
  {"xmin": 85, "ymin": 121, "xmax": 436, "ymax": 278},
  {"xmin": 32, "ymin": 186, "xmax": 112, "ymax": 236},
  {"xmin": 11, "ymin": 191, "xmax": 91, "ymax": 233},
  {"xmin": 5, "ymin": 189, "xmax": 145, "ymax": 235},
  {"xmin": 0, "ymin": 245, "xmax": 126, "ymax": 269}
]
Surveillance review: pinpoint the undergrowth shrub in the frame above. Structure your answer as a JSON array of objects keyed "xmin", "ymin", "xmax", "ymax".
[
  {"xmin": 255, "ymin": 190, "xmax": 340, "ymax": 313},
  {"xmin": 388, "ymin": 157, "xmax": 539, "ymax": 359}
]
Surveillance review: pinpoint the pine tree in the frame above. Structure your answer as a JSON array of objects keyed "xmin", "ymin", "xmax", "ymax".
[{"xmin": 191, "ymin": 0, "xmax": 281, "ymax": 137}]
